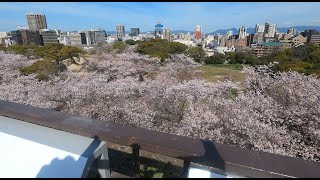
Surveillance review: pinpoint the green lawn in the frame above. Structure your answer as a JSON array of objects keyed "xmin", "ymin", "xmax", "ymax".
[
  {"xmin": 198, "ymin": 65, "xmax": 246, "ymax": 83},
  {"xmin": 203, "ymin": 64, "xmax": 244, "ymax": 71}
]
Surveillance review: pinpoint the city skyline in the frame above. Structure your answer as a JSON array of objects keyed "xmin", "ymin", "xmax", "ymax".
[{"xmin": 1, "ymin": 2, "xmax": 320, "ymax": 32}]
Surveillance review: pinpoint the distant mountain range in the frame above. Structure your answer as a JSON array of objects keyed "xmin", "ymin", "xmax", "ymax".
[
  {"xmin": 106, "ymin": 30, "xmax": 193, "ymax": 35},
  {"xmin": 170, "ymin": 30, "xmax": 194, "ymax": 34},
  {"xmin": 105, "ymin": 26, "xmax": 320, "ymax": 35},
  {"xmin": 105, "ymin": 31, "xmax": 129, "ymax": 35},
  {"xmin": 207, "ymin": 26, "xmax": 320, "ymax": 35}
]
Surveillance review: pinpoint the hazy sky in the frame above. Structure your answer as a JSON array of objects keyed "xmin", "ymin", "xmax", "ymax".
[{"xmin": 0, "ymin": 2, "xmax": 320, "ymax": 33}]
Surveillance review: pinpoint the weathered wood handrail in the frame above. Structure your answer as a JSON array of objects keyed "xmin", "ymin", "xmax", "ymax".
[{"xmin": 0, "ymin": 100, "xmax": 319, "ymax": 178}]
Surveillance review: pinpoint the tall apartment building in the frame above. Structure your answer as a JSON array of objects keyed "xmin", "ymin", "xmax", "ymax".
[
  {"xmin": 247, "ymin": 34, "xmax": 255, "ymax": 46},
  {"xmin": 226, "ymin": 35, "xmax": 238, "ymax": 48},
  {"xmin": 155, "ymin": 23, "xmax": 164, "ymax": 38},
  {"xmin": 220, "ymin": 34, "xmax": 228, "ymax": 47},
  {"xmin": 130, "ymin": 28, "xmax": 140, "ymax": 36},
  {"xmin": 255, "ymin": 24, "xmax": 265, "ymax": 33},
  {"xmin": 226, "ymin": 30, "xmax": 233, "ymax": 39},
  {"xmin": 195, "ymin": 25, "xmax": 202, "ymax": 40},
  {"xmin": 26, "ymin": 13, "xmax": 47, "ymax": 30},
  {"xmin": 238, "ymin": 26, "xmax": 246, "ymax": 39},
  {"xmin": 163, "ymin": 29, "xmax": 170, "ymax": 41},
  {"xmin": 287, "ymin": 28, "xmax": 294, "ymax": 35},
  {"xmin": 235, "ymin": 37, "xmax": 247, "ymax": 47},
  {"xmin": 264, "ymin": 22, "xmax": 276, "ymax": 38},
  {"xmin": 116, "ymin": 25, "xmax": 125, "ymax": 40},
  {"xmin": 252, "ymin": 32, "xmax": 264, "ymax": 44},
  {"xmin": 213, "ymin": 33, "xmax": 221, "ymax": 43}
]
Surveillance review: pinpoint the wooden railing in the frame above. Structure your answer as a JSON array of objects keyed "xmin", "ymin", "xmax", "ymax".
[{"xmin": 0, "ymin": 100, "xmax": 319, "ymax": 178}]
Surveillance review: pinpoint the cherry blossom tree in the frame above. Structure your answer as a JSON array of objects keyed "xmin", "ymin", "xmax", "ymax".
[{"xmin": 0, "ymin": 50, "xmax": 319, "ymax": 162}]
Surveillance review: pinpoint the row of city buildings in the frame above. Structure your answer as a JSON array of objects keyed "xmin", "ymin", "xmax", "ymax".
[
  {"xmin": 0, "ymin": 13, "xmax": 172, "ymax": 47},
  {"xmin": 0, "ymin": 14, "xmax": 109, "ymax": 47},
  {"xmin": 1, "ymin": 13, "xmax": 320, "ymax": 58},
  {"xmin": 200, "ymin": 22, "xmax": 320, "ymax": 57}
]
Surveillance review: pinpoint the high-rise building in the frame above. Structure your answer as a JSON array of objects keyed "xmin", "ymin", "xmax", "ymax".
[
  {"xmin": 238, "ymin": 26, "xmax": 246, "ymax": 39},
  {"xmin": 130, "ymin": 28, "xmax": 140, "ymax": 36},
  {"xmin": 20, "ymin": 30, "xmax": 41, "ymax": 45},
  {"xmin": 69, "ymin": 32, "xmax": 87, "ymax": 45},
  {"xmin": 155, "ymin": 23, "xmax": 164, "ymax": 38},
  {"xmin": 93, "ymin": 31, "xmax": 106, "ymax": 44},
  {"xmin": 226, "ymin": 30, "xmax": 233, "ymax": 39},
  {"xmin": 10, "ymin": 31, "xmax": 23, "ymax": 45},
  {"xmin": 84, "ymin": 30, "xmax": 106, "ymax": 45},
  {"xmin": 195, "ymin": 25, "xmax": 202, "ymax": 40},
  {"xmin": 116, "ymin": 25, "xmax": 125, "ymax": 40},
  {"xmin": 255, "ymin": 24, "xmax": 265, "ymax": 33},
  {"xmin": 163, "ymin": 29, "xmax": 170, "ymax": 41},
  {"xmin": 287, "ymin": 28, "xmax": 294, "ymax": 35},
  {"xmin": 220, "ymin": 34, "xmax": 229, "ymax": 47},
  {"xmin": 39, "ymin": 30, "xmax": 58, "ymax": 45},
  {"xmin": 213, "ymin": 33, "xmax": 221, "ymax": 44},
  {"xmin": 264, "ymin": 22, "xmax": 276, "ymax": 38},
  {"xmin": 247, "ymin": 34, "xmax": 255, "ymax": 46},
  {"xmin": 26, "ymin": 13, "xmax": 47, "ymax": 30},
  {"xmin": 252, "ymin": 32, "xmax": 264, "ymax": 44}
]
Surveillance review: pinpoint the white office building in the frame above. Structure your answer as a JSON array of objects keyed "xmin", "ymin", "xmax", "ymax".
[{"xmin": 116, "ymin": 25, "xmax": 125, "ymax": 40}]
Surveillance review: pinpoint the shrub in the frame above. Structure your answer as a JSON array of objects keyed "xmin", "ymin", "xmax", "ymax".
[
  {"xmin": 136, "ymin": 39, "xmax": 187, "ymax": 61},
  {"xmin": 19, "ymin": 60, "xmax": 66, "ymax": 81},
  {"xmin": 0, "ymin": 44, "xmax": 6, "ymax": 51},
  {"xmin": 35, "ymin": 44, "xmax": 64, "ymax": 59},
  {"xmin": 125, "ymin": 39, "xmax": 135, "ymax": 45},
  {"xmin": 35, "ymin": 44, "xmax": 84, "ymax": 64},
  {"xmin": 168, "ymin": 42, "xmax": 187, "ymax": 54},
  {"xmin": 7, "ymin": 44, "xmax": 28, "ymax": 56},
  {"xmin": 113, "ymin": 42, "xmax": 128, "ymax": 53},
  {"xmin": 185, "ymin": 46, "xmax": 205, "ymax": 63},
  {"xmin": 271, "ymin": 60, "xmax": 315, "ymax": 74},
  {"xmin": 204, "ymin": 53, "xmax": 225, "ymax": 64},
  {"xmin": 309, "ymin": 49, "xmax": 320, "ymax": 64},
  {"xmin": 58, "ymin": 46, "xmax": 84, "ymax": 59}
]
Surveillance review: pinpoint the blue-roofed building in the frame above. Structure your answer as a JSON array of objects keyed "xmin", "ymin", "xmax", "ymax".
[
  {"xmin": 154, "ymin": 23, "xmax": 163, "ymax": 38},
  {"xmin": 260, "ymin": 42, "xmax": 283, "ymax": 47}
]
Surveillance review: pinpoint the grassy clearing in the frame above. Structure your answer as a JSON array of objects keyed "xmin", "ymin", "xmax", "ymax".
[
  {"xmin": 204, "ymin": 64, "xmax": 244, "ymax": 71},
  {"xmin": 198, "ymin": 65, "xmax": 246, "ymax": 83}
]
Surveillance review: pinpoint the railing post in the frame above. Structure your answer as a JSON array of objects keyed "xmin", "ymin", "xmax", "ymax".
[
  {"xmin": 131, "ymin": 144, "xmax": 141, "ymax": 178},
  {"xmin": 182, "ymin": 161, "xmax": 190, "ymax": 178}
]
